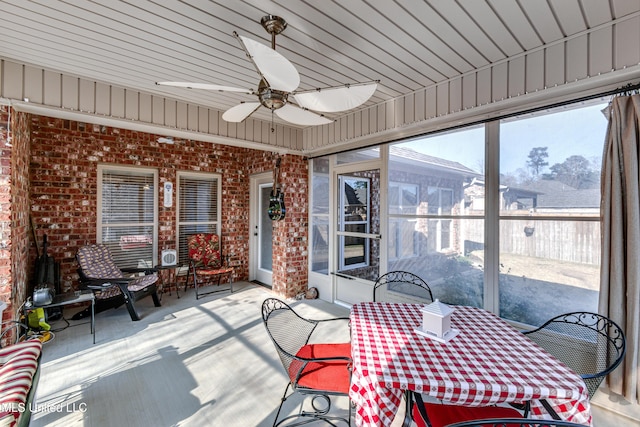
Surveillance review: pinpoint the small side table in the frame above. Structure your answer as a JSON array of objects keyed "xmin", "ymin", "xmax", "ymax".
[
  {"xmin": 154, "ymin": 265, "xmax": 186, "ymax": 299},
  {"xmin": 31, "ymin": 291, "xmax": 95, "ymax": 344}
]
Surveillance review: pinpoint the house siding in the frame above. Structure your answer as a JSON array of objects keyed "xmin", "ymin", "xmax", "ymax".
[{"xmin": 0, "ymin": 60, "xmax": 304, "ymax": 153}]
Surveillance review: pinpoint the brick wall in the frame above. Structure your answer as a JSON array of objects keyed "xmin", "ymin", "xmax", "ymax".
[
  {"xmin": 0, "ymin": 106, "xmax": 8, "ymax": 321},
  {"xmin": 19, "ymin": 112, "xmax": 308, "ymax": 300},
  {"xmin": 0, "ymin": 106, "xmax": 31, "ymax": 323},
  {"xmin": 0, "ymin": 105, "xmax": 10, "ymax": 322},
  {"xmin": 271, "ymin": 155, "xmax": 309, "ymax": 298}
]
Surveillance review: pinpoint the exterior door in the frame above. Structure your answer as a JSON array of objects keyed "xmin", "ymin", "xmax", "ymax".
[
  {"xmin": 250, "ymin": 173, "xmax": 273, "ymax": 286},
  {"xmin": 333, "ymin": 167, "xmax": 381, "ymax": 304}
]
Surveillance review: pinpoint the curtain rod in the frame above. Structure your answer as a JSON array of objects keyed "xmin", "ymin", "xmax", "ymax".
[{"xmin": 308, "ymin": 80, "xmax": 640, "ymax": 160}]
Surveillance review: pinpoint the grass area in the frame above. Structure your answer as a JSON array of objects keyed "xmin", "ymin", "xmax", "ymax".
[{"xmin": 406, "ymin": 251, "xmax": 600, "ymax": 326}]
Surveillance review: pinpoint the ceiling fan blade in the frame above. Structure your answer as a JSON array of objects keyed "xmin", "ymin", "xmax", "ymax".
[
  {"xmin": 293, "ymin": 82, "xmax": 378, "ymax": 113},
  {"xmin": 156, "ymin": 82, "xmax": 253, "ymax": 94},
  {"xmin": 275, "ymin": 104, "xmax": 332, "ymax": 126},
  {"xmin": 222, "ymin": 102, "xmax": 261, "ymax": 122},
  {"xmin": 236, "ymin": 35, "xmax": 300, "ymax": 93}
]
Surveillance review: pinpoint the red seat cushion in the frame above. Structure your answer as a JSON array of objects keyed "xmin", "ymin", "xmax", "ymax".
[
  {"xmin": 413, "ymin": 401, "xmax": 524, "ymax": 427},
  {"xmin": 289, "ymin": 343, "xmax": 351, "ymax": 394}
]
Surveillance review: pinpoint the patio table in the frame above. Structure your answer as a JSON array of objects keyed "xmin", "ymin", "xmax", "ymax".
[{"xmin": 349, "ymin": 302, "xmax": 592, "ymax": 427}]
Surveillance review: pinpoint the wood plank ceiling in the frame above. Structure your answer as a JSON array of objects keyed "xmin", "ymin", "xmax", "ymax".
[{"xmin": 0, "ymin": 0, "xmax": 638, "ymax": 127}]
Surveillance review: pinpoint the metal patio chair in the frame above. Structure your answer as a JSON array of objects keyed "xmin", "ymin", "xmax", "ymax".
[
  {"xmin": 261, "ymin": 298, "xmax": 352, "ymax": 426},
  {"xmin": 374, "ymin": 270, "xmax": 434, "ymax": 425},
  {"xmin": 523, "ymin": 311, "xmax": 626, "ymax": 398},
  {"xmin": 185, "ymin": 233, "xmax": 234, "ymax": 300},
  {"xmin": 411, "ymin": 311, "xmax": 626, "ymax": 427}
]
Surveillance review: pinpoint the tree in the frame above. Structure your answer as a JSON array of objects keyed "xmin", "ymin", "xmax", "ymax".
[
  {"xmin": 501, "ymin": 168, "xmax": 533, "ymax": 186},
  {"xmin": 500, "ymin": 172, "xmax": 518, "ymax": 187},
  {"xmin": 527, "ymin": 147, "xmax": 549, "ymax": 177},
  {"xmin": 548, "ymin": 155, "xmax": 599, "ymax": 189}
]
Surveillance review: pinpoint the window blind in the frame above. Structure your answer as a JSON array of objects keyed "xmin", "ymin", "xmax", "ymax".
[
  {"xmin": 99, "ymin": 167, "xmax": 157, "ymax": 269},
  {"xmin": 177, "ymin": 173, "xmax": 220, "ymax": 264}
]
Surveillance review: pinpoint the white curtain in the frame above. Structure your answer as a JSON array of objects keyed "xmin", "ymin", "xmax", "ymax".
[{"xmin": 600, "ymin": 94, "xmax": 640, "ymax": 402}]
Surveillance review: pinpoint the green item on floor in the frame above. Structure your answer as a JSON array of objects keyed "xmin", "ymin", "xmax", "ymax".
[{"xmin": 27, "ymin": 307, "xmax": 51, "ymax": 331}]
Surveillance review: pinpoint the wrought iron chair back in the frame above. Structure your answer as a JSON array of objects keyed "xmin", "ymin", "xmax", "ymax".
[
  {"xmin": 261, "ymin": 298, "xmax": 352, "ymax": 426},
  {"xmin": 373, "ymin": 270, "xmax": 434, "ymax": 304},
  {"xmin": 262, "ymin": 298, "xmax": 319, "ymax": 375},
  {"xmin": 523, "ymin": 311, "xmax": 626, "ymax": 398}
]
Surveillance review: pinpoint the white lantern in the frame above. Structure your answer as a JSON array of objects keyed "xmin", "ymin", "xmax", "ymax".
[{"xmin": 415, "ymin": 299, "xmax": 460, "ymax": 343}]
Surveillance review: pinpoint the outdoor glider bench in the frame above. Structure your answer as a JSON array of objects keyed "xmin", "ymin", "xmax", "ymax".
[{"xmin": 0, "ymin": 340, "xmax": 42, "ymax": 427}]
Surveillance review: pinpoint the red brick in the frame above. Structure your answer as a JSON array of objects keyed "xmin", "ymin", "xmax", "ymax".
[{"xmin": 1, "ymin": 107, "xmax": 311, "ymax": 315}]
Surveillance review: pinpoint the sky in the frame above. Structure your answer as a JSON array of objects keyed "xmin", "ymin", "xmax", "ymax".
[{"xmin": 400, "ymin": 101, "xmax": 609, "ymax": 175}]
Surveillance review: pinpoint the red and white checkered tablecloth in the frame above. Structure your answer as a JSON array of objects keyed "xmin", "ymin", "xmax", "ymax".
[{"xmin": 349, "ymin": 302, "xmax": 592, "ymax": 427}]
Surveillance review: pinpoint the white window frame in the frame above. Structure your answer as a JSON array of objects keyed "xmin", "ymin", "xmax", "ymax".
[
  {"xmin": 338, "ymin": 175, "xmax": 371, "ymax": 270},
  {"xmin": 389, "ymin": 181, "xmax": 419, "ymax": 260},
  {"xmin": 310, "ymin": 169, "xmax": 330, "ymax": 275},
  {"xmin": 97, "ymin": 164, "xmax": 159, "ymax": 268},
  {"xmin": 427, "ymin": 186, "xmax": 454, "ymax": 251},
  {"xmin": 176, "ymin": 171, "xmax": 222, "ymax": 264}
]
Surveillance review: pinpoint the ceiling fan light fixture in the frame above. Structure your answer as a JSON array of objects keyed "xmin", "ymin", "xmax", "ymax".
[
  {"xmin": 258, "ymin": 79, "xmax": 288, "ymax": 109},
  {"xmin": 259, "ymin": 89, "xmax": 288, "ymax": 110}
]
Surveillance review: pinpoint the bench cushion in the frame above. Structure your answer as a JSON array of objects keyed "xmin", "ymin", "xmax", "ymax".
[{"xmin": 0, "ymin": 340, "xmax": 43, "ymax": 427}]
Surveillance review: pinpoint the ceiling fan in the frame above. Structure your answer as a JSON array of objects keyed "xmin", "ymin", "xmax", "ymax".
[{"xmin": 156, "ymin": 15, "xmax": 379, "ymax": 126}]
